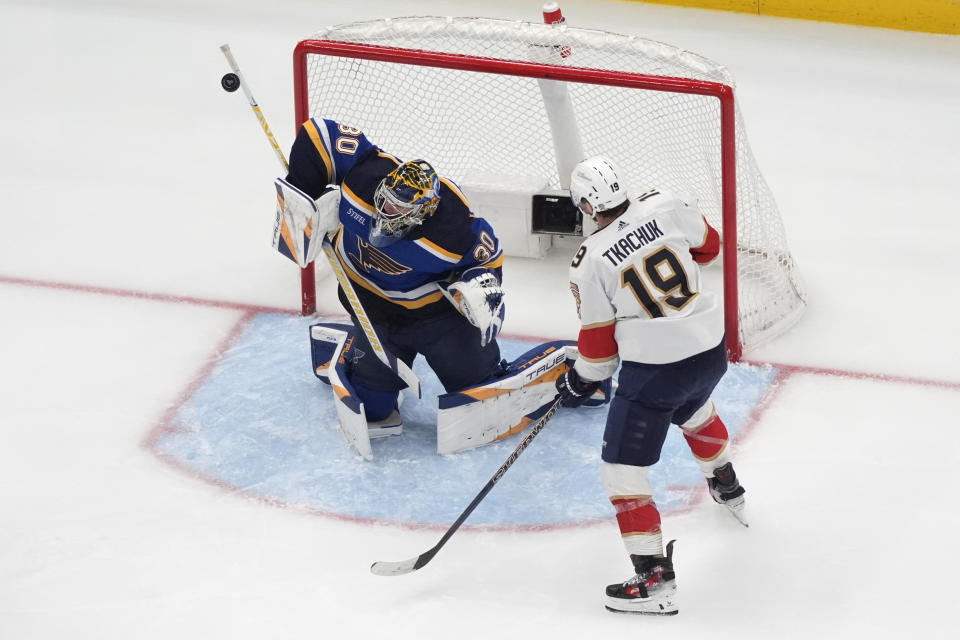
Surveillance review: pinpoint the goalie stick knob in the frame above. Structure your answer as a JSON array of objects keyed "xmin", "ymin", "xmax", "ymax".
[{"xmin": 220, "ymin": 72, "xmax": 240, "ymax": 92}]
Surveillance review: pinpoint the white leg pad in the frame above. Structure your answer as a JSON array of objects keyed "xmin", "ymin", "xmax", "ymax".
[
  {"xmin": 436, "ymin": 342, "xmax": 569, "ymax": 454},
  {"xmin": 324, "ymin": 327, "xmax": 373, "ymax": 460}
]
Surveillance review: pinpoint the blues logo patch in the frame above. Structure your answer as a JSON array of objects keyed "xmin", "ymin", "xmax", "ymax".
[{"xmin": 352, "ymin": 238, "xmax": 412, "ymax": 275}]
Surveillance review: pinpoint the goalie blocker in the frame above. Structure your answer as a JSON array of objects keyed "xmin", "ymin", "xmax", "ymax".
[{"xmin": 310, "ymin": 322, "xmax": 610, "ymax": 457}]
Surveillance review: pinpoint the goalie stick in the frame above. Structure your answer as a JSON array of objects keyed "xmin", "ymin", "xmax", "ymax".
[
  {"xmin": 370, "ymin": 397, "xmax": 563, "ymax": 576},
  {"xmin": 219, "ymin": 44, "xmax": 420, "ymax": 397}
]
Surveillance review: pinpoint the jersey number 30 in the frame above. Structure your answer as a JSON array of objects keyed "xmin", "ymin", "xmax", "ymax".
[
  {"xmin": 621, "ymin": 247, "xmax": 697, "ymax": 318},
  {"xmin": 335, "ymin": 123, "xmax": 363, "ymax": 154}
]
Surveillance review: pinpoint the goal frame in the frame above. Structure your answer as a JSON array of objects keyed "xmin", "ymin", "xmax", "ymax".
[{"xmin": 292, "ymin": 39, "xmax": 742, "ymax": 360}]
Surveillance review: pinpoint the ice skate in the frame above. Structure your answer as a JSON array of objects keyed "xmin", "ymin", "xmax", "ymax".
[
  {"xmin": 708, "ymin": 462, "xmax": 747, "ymax": 527},
  {"xmin": 604, "ymin": 540, "xmax": 678, "ymax": 616},
  {"xmin": 367, "ymin": 409, "xmax": 402, "ymax": 438}
]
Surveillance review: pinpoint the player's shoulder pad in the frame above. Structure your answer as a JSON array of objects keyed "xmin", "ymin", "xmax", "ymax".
[
  {"xmin": 297, "ymin": 118, "xmax": 378, "ymax": 184},
  {"xmin": 576, "ymin": 219, "xmax": 614, "ymax": 255},
  {"xmin": 645, "ymin": 188, "xmax": 702, "ymax": 222},
  {"xmin": 636, "ymin": 188, "xmax": 693, "ymax": 214},
  {"xmin": 414, "ymin": 178, "xmax": 494, "ymax": 258},
  {"xmin": 339, "ymin": 151, "xmax": 401, "ymax": 213}
]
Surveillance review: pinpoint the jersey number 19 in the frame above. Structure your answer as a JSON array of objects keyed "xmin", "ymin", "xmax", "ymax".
[{"xmin": 621, "ymin": 247, "xmax": 697, "ymax": 318}]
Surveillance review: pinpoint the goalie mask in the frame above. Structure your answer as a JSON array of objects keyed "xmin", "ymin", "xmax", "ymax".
[
  {"xmin": 569, "ymin": 156, "xmax": 628, "ymax": 219},
  {"xmin": 371, "ymin": 159, "xmax": 440, "ymax": 246}
]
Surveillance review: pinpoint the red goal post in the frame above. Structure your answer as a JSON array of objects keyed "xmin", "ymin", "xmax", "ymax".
[{"xmin": 291, "ymin": 16, "xmax": 806, "ymax": 361}]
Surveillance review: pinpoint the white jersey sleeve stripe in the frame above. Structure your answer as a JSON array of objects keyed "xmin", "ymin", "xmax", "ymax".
[{"xmin": 414, "ymin": 238, "xmax": 462, "ymax": 262}]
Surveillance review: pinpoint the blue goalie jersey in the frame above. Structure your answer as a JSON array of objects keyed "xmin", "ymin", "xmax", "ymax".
[{"xmin": 285, "ymin": 118, "xmax": 504, "ymax": 325}]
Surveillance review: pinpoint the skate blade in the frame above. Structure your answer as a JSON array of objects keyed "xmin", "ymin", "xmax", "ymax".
[
  {"xmin": 368, "ymin": 425, "xmax": 402, "ymax": 439},
  {"xmin": 605, "ymin": 605, "xmax": 679, "ymax": 616},
  {"xmin": 604, "ymin": 585, "xmax": 678, "ymax": 615},
  {"xmin": 367, "ymin": 410, "xmax": 403, "ymax": 439},
  {"xmin": 726, "ymin": 504, "xmax": 749, "ymax": 527}
]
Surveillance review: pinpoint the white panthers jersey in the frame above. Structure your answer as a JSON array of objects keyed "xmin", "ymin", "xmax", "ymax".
[{"xmin": 569, "ymin": 189, "xmax": 724, "ymax": 379}]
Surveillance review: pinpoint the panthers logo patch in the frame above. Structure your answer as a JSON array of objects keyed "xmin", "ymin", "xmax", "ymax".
[{"xmin": 570, "ymin": 282, "xmax": 582, "ymax": 319}]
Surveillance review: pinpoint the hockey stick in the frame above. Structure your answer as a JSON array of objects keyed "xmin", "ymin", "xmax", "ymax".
[
  {"xmin": 219, "ymin": 44, "xmax": 420, "ymax": 397},
  {"xmin": 219, "ymin": 44, "xmax": 289, "ymax": 171},
  {"xmin": 370, "ymin": 397, "xmax": 564, "ymax": 576}
]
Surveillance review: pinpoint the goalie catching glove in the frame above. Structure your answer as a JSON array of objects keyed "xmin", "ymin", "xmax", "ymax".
[
  {"xmin": 272, "ymin": 178, "xmax": 341, "ymax": 267},
  {"xmin": 555, "ymin": 366, "xmax": 603, "ymax": 408},
  {"xmin": 444, "ymin": 267, "xmax": 505, "ymax": 347}
]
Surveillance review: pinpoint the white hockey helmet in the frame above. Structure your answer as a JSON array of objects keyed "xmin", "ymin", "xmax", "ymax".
[{"xmin": 569, "ymin": 156, "xmax": 628, "ymax": 217}]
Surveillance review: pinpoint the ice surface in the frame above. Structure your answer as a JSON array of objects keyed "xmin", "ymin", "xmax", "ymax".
[{"xmin": 150, "ymin": 313, "xmax": 778, "ymax": 525}]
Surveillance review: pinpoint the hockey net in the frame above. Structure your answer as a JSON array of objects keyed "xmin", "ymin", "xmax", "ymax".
[{"xmin": 293, "ymin": 16, "xmax": 806, "ymax": 359}]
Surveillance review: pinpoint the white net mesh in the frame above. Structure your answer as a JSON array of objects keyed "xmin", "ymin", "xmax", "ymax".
[{"xmin": 297, "ymin": 16, "xmax": 806, "ymax": 353}]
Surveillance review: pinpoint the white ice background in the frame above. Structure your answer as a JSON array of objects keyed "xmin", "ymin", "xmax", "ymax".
[{"xmin": 1, "ymin": 1, "xmax": 959, "ymax": 638}]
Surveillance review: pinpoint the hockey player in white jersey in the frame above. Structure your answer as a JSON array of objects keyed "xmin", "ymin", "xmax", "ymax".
[{"xmin": 554, "ymin": 156, "xmax": 747, "ymax": 616}]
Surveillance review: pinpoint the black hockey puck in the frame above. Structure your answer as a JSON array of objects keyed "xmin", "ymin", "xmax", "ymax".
[{"xmin": 221, "ymin": 72, "xmax": 240, "ymax": 92}]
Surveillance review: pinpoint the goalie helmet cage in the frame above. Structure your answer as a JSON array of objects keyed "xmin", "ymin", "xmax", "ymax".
[{"xmin": 292, "ymin": 16, "xmax": 807, "ymax": 361}]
